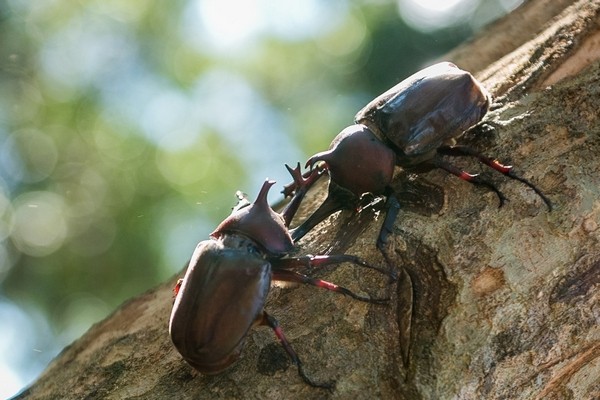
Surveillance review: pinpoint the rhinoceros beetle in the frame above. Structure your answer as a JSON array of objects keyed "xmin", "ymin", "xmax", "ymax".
[
  {"xmin": 289, "ymin": 62, "xmax": 552, "ymax": 246},
  {"xmin": 169, "ymin": 164, "xmax": 391, "ymax": 390},
  {"xmin": 283, "ymin": 63, "xmax": 551, "ymax": 366}
]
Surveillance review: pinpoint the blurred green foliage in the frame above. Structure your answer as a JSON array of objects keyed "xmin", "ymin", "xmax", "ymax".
[{"xmin": 0, "ymin": 0, "xmax": 518, "ymax": 395}]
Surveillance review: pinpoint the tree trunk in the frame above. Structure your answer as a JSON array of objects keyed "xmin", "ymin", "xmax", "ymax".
[{"xmin": 16, "ymin": 1, "xmax": 600, "ymax": 399}]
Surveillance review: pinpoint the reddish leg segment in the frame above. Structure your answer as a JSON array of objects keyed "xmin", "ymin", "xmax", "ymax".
[
  {"xmin": 433, "ymin": 157, "xmax": 508, "ymax": 207},
  {"xmin": 272, "ymin": 269, "xmax": 388, "ymax": 303},
  {"xmin": 272, "ymin": 253, "xmax": 395, "ymax": 280},
  {"xmin": 437, "ymin": 145, "xmax": 552, "ymax": 210},
  {"xmin": 260, "ymin": 312, "xmax": 334, "ymax": 390}
]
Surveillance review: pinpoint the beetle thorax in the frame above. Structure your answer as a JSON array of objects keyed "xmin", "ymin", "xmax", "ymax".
[
  {"xmin": 211, "ymin": 180, "xmax": 294, "ymax": 256},
  {"xmin": 219, "ymin": 233, "xmax": 264, "ymax": 258},
  {"xmin": 307, "ymin": 124, "xmax": 396, "ymax": 196}
]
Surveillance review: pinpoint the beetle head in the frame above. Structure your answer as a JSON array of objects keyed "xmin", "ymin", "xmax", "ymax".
[
  {"xmin": 306, "ymin": 124, "xmax": 395, "ymax": 197},
  {"xmin": 212, "ymin": 180, "xmax": 293, "ymax": 255}
]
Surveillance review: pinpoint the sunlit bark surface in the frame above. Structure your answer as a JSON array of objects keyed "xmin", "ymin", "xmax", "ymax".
[{"xmin": 15, "ymin": 1, "xmax": 600, "ymax": 399}]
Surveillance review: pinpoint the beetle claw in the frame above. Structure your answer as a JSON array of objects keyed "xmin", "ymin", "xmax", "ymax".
[
  {"xmin": 297, "ymin": 363, "xmax": 336, "ymax": 391},
  {"xmin": 437, "ymin": 144, "xmax": 552, "ymax": 210}
]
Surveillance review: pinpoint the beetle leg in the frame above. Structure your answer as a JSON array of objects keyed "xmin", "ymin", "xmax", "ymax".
[
  {"xmin": 437, "ymin": 145, "xmax": 552, "ymax": 210},
  {"xmin": 354, "ymin": 188, "xmax": 401, "ymax": 281},
  {"xmin": 272, "ymin": 269, "xmax": 389, "ymax": 303},
  {"xmin": 274, "ymin": 251, "xmax": 394, "ymax": 279},
  {"xmin": 374, "ymin": 191, "xmax": 401, "ymax": 282},
  {"xmin": 432, "ymin": 157, "xmax": 508, "ymax": 207},
  {"xmin": 290, "ymin": 181, "xmax": 358, "ymax": 242},
  {"xmin": 260, "ymin": 311, "xmax": 335, "ymax": 390},
  {"xmin": 375, "ymin": 191, "xmax": 400, "ymax": 257},
  {"xmin": 280, "ymin": 163, "xmax": 325, "ymax": 227},
  {"xmin": 367, "ymin": 191, "xmax": 412, "ymax": 366}
]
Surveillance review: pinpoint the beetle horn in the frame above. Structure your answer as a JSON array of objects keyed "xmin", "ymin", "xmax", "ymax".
[
  {"xmin": 211, "ymin": 179, "xmax": 294, "ymax": 255},
  {"xmin": 306, "ymin": 151, "xmax": 332, "ymax": 171},
  {"xmin": 256, "ymin": 179, "xmax": 276, "ymax": 206}
]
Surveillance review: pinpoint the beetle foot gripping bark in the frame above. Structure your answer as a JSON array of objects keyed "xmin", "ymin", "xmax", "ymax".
[
  {"xmin": 261, "ymin": 312, "xmax": 335, "ymax": 390},
  {"xmin": 272, "ymin": 256, "xmax": 391, "ymax": 303},
  {"xmin": 436, "ymin": 144, "xmax": 552, "ymax": 210},
  {"xmin": 432, "ymin": 157, "xmax": 509, "ymax": 206}
]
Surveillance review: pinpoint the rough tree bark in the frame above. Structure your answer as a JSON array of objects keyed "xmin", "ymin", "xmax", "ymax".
[{"xmin": 16, "ymin": 0, "xmax": 600, "ymax": 399}]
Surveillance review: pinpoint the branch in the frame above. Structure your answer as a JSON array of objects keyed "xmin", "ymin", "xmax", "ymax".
[{"xmin": 16, "ymin": 1, "xmax": 600, "ymax": 398}]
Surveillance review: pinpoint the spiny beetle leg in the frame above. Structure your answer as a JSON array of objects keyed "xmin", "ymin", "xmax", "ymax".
[
  {"xmin": 281, "ymin": 163, "xmax": 325, "ymax": 227},
  {"xmin": 375, "ymin": 192, "xmax": 400, "ymax": 251},
  {"xmin": 375, "ymin": 191, "xmax": 401, "ymax": 282},
  {"xmin": 369, "ymin": 192, "xmax": 412, "ymax": 365},
  {"xmin": 291, "ymin": 181, "xmax": 358, "ymax": 242},
  {"xmin": 437, "ymin": 145, "xmax": 552, "ymax": 210},
  {"xmin": 433, "ymin": 158, "xmax": 508, "ymax": 207},
  {"xmin": 272, "ymin": 269, "xmax": 389, "ymax": 304},
  {"xmin": 260, "ymin": 312, "xmax": 335, "ymax": 391},
  {"xmin": 273, "ymin": 253, "xmax": 395, "ymax": 280}
]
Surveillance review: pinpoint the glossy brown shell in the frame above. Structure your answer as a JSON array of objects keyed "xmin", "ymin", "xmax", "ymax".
[
  {"xmin": 355, "ymin": 62, "xmax": 490, "ymax": 166},
  {"xmin": 169, "ymin": 237, "xmax": 271, "ymax": 374}
]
